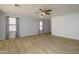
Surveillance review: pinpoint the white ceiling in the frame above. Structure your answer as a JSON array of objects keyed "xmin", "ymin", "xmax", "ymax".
[{"xmin": 0, "ymin": 4, "xmax": 79, "ymax": 17}]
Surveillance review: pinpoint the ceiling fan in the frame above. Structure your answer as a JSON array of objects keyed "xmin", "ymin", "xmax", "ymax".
[{"xmin": 36, "ymin": 9, "xmax": 52, "ymax": 16}]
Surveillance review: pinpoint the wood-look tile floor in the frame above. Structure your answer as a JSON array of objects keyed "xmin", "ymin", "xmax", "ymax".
[{"xmin": 0, "ymin": 33, "xmax": 79, "ymax": 54}]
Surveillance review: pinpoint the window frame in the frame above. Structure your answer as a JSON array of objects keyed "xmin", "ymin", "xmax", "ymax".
[
  {"xmin": 9, "ymin": 17, "xmax": 16, "ymax": 32},
  {"xmin": 39, "ymin": 21, "xmax": 43, "ymax": 31}
]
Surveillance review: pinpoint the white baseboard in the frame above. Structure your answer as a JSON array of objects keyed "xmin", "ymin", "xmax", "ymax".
[{"xmin": 52, "ymin": 34, "xmax": 79, "ymax": 40}]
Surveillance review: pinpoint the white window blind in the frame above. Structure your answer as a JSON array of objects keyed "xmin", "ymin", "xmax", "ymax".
[{"xmin": 9, "ymin": 17, "xmax": 16, "ymax": 31}]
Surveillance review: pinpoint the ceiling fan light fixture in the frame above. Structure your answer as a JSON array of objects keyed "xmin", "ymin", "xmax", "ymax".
[{"xmin": 42, "ymin": 12, "xmax": 45, "ymax": 15}]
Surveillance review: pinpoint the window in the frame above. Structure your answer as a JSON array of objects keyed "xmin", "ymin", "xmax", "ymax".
[
  {"xmin": 39, "ymin": 21, "xmax": 43, "ymax": 30},
  {"xmin": 9, "ymin": 17, "xmax": 16, "ymax": 31}
]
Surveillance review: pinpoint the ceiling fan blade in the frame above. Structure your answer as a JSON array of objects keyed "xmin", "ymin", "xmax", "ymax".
[
  {"xmin": 46, "ymin": 13, "xmax": 50, "ymax": 15},
  {"xmin": 39, "ymin": 9, "xmax": 44, "ymax": 12},
  {"xmin": 46, "ymin": 9, "xmax": 52, "ymax": 12}
]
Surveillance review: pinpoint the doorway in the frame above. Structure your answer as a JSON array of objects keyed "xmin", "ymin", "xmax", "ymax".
[
  {"xmin": 39, "ymin": 20, "xmax": 44, "ymax": 34},
  {"xmin": 9, "ymin": 17, "xmax": 16, "ymax": 38},
  {"xmin": 38, "ymin": 19, "xmax": 51, "ymax": 35},
  {"xmin": 5, "ymin": 16, "xmax": 19, "ymax": 39}
]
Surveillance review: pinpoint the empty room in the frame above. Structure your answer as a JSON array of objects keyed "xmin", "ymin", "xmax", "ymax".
[{"xmin": 0, "ymin": 4, "xmax": 79, "ymax": 54}]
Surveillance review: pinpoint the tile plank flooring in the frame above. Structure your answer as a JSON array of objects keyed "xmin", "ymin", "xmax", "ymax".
[{"xmin": 0, "ymin": 33, "xmax": 79, "ymax": 54}]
